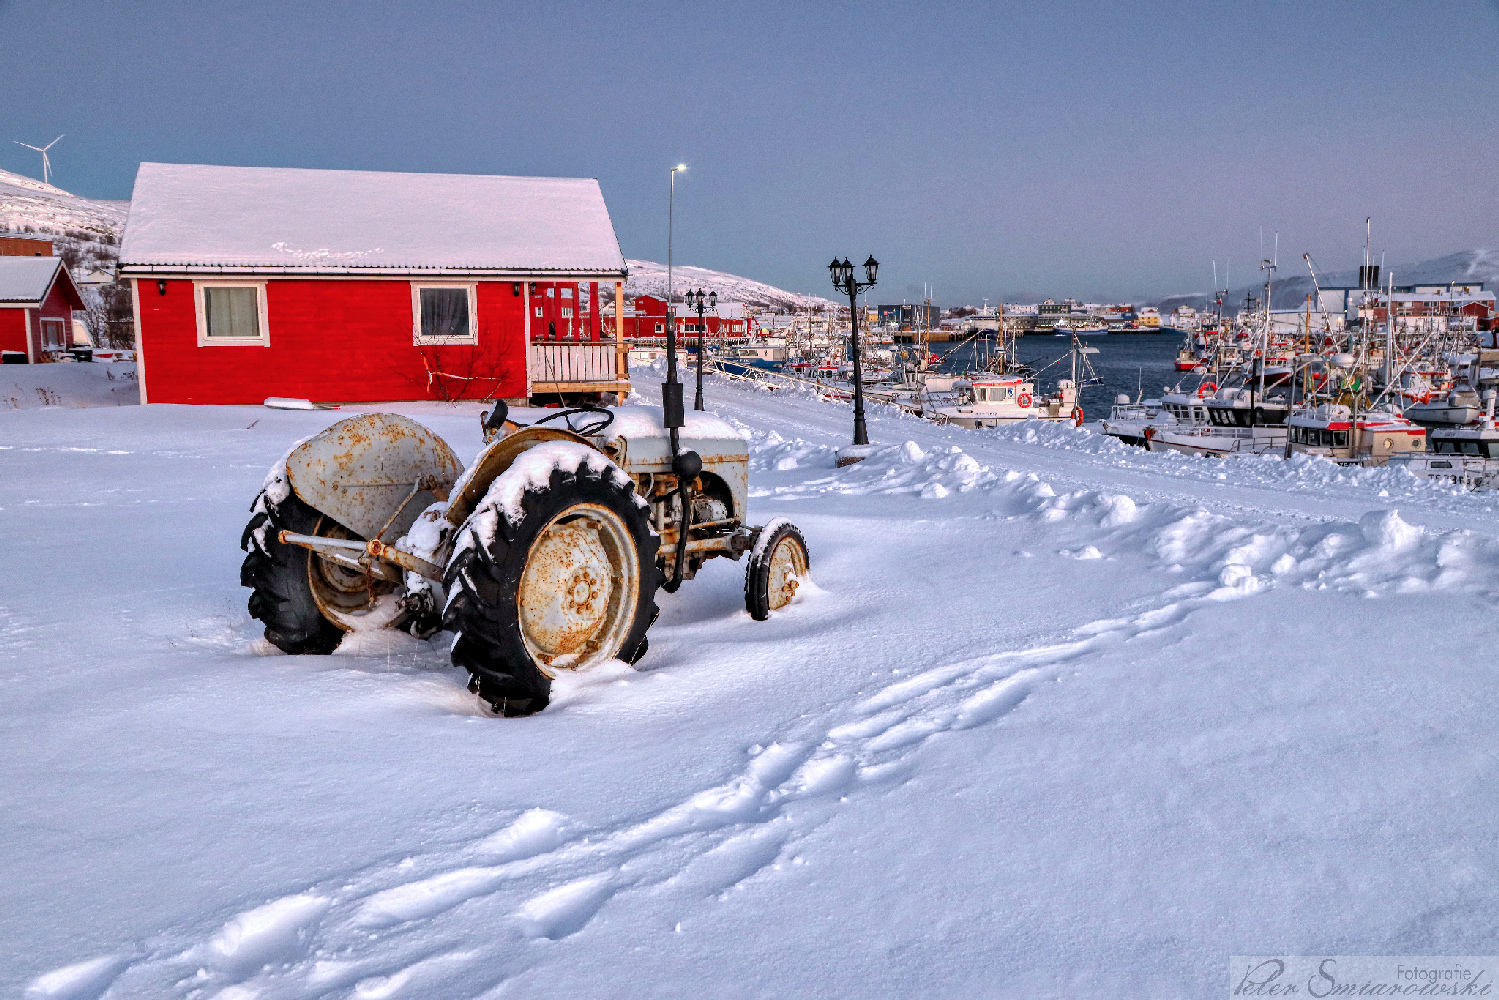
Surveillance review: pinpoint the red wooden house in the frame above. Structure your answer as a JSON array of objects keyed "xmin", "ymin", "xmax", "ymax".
[
  {"xmin": 118, "ymin": 163, "xmax": 631, "ymax": 405},
  {"xmin": 0, "ymin": 256, "xmax": 86, "ymax": 363},
  {"xmin": 608, "ymin": 295, "xmax": 752, "ymax": 341}
]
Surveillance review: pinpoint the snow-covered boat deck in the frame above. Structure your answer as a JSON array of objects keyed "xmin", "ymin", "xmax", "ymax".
[{"xmin": 6, "ymin": 363, "xmax": 1499, "ymax": 997}]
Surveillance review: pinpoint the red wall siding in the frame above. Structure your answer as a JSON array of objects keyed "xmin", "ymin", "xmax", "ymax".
[
  {"xmin": 138, "ymin": 278, "xmax": 528, "ymax": 404},
  {"xmin": 0, "ymin": 309, "xmax": 27, "ymax": 356},
  {"xmin": 35, "ymin": 280, "xmax": 77, "ymax": 354},
  {"xmin": 531, "ymin": 280, "xmax": 597, "ymax": 341}
]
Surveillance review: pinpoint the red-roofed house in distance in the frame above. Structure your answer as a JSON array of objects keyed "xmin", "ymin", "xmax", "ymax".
[
  {"xmin": 608, "ymin": 295, "xmax": 753, "ymax": 343},
  {"xmin": 0, "ymin": 255, "xmax": 87, "ymax": 363},
  {"xmin": 117, "ymin": 163, "xmax": 633, "ymax": 405}
]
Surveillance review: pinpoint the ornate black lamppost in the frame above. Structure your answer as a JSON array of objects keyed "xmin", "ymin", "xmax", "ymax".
[
  {"xmin": 828, "ymin": 255, "xmax": 879, "ymax": 448},
  {"xmin": 686, "ymin": 288, "xmax": 717, "ymax": 410}
]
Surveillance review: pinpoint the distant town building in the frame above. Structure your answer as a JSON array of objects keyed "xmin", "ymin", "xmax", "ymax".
[
  {"xmin": 1318, "ymin": 282, "xmax": 1493, "ymax": 330},
  {"xmin": 0, "ymin": 235, "xmax": 53, "ymax": 257},
  {"xmin": 605, "ymin": 295, "xmax": 752, "ymax": 341},
  {"xmin": 876, "ymin": 303, "xmax": 940, "ymax": 331},
  {"xmin": 0, "ymin": 256, "xmax": 86, "ymax": 362}
]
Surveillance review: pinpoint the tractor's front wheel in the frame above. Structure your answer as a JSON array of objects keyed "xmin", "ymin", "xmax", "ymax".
[
  {"xmin": 444, "ymin": 446, "xmax": 660, "ymax": 716},
  {"xmin": 745, "ymin": 519, "xmax": 809, "ymax": 621}
]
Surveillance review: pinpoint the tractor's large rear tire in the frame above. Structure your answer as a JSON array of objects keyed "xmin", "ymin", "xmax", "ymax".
[
  {"xmin": 241, "ymin": 489, "xmax": 345, "ymax": 655},
  {"xmin": 444, "ymin": 448, "xmax": 660, "ymax": 717}
]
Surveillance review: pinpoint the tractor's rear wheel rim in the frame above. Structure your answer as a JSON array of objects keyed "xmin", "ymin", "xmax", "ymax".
[
  {"xmin": 765, "ymin": 534, "xmax": 807, "ymax": 611},
  {"xmin": 307, "ymin": 516, "xmax": 392, "ymax": 629},
  {"xmin": 518, "ymin": 502, "xmax": 640, "ymax": 675}
]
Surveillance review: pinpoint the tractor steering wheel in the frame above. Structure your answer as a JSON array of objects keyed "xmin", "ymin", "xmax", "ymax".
[{"xmin": 532, "ymin": 406, "xmax": 616, "ymax": 437}]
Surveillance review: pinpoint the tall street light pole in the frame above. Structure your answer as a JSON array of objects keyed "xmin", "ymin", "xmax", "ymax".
[
  {"xmin": 667, "ymin": 164, "xmax": 685, "ymax": 387},
  {"xmin": 687, "ymin": 288, "xmax": 717, "ymax": 409},
  {"xmin": 829, "ymin": 255, "xmax": 879, "ymax": 452},
  {"xmin": 661, "ymin": 165, "xmax": 698, "ymax": 595}
]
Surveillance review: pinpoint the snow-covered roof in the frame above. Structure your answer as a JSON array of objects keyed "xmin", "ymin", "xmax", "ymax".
[
  {"xmin": 0, "ymin": 256, "xmax": 70, "ymax": 304},
  {"xmin": 118, "ymin": 163, "xmax": 627, "ymax": 277}
]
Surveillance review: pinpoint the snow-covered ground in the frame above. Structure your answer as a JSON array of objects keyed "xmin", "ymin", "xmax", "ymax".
[{"xmin": 6, "ymin": 367, "xmax": 1499, "ymax": 999}]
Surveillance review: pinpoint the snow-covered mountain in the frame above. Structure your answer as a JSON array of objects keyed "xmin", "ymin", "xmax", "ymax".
[
  {"xmin": 625, "ymin": 258, "xmax": 837, "ymax": 312},
  {"xmin": 1155, "ymin": 248, "xmax": 1499, "ymax": 315}
]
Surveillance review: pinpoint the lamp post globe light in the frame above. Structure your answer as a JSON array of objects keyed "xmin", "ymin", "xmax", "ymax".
[
  {"xmin": 688, "ymin": 287, "xmax": 717, "ymax": 410},
  {"xmin": 829, "ymin": 254, "xmax": 879, "ymax": 463}
]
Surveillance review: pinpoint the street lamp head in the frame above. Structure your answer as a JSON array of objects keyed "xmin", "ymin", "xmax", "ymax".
[
  {"xmin": 675, "ymin": 164, "xmax": 687, "ymax": 172},
  {"xmin": 708, "ymin": 290, "xmax": 717, "ymax": 309},
  {"xmin": 864, "ymin": 255, "xmax": 879, "ymax": 286},
  {"xmin": 828, "ymin": 257, "xmax": 843, "ymax": 290}
]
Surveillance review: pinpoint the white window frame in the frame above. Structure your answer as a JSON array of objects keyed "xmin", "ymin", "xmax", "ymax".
[
  {"xmin": 411, "ymin": 282, "xmax": 478, "ymax": 345},
  {"xmin": 194, "ymin": 280, "xmax": 269, "ymax": 347},
  {"xmin": 40, "ymin": 317, "xmax": 67, "ymax": 351}
]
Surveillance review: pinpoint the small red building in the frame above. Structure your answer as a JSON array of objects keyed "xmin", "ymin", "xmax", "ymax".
[
  {"xmin": 0, "ymin": 256, "xmax": 86, "ymax": 363},
  {"xmin": 118, "ymin": 162, "xmax": 631, "ymax": 404},
  {"xmin": 609, "ymin": 295, "xmax": 752, "ymax": 341}
]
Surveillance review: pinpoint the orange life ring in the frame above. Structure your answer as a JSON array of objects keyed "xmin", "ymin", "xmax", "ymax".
[
  {"xmin": 1197, "ymin": 381, "xmax": 1218, "ymax": 399},
  {"xmin": 1017, "ymin": 392, "xmax": 1033, "ymax": 409},
  {"xmin": 1074, "ymin": 406, "xmax": 1084, "ymax": 427}
]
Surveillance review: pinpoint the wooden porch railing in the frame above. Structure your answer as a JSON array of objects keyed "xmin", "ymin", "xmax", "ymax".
[{"xmin": 528, "ymin": 341, "xmax": 630, "ymax": 396}]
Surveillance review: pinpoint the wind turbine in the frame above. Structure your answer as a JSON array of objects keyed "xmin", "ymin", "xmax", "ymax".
[{"xmin": 13, "ymin": 135, "xmax": 64, "ymax": 185}]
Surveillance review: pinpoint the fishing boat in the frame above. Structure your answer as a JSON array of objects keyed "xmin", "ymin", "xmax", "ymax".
[
  {"xmin": 1404, "ymin": 385, "xmax": 1482, "ymax": 426},
  {"xmin": 932, "ymin": 377, "xmax": 1083, "ymax": 428},
  {"xmin": 1388, "ymin": 390, "xmax": 1499, "ymax": 487},
  {"xmin": 1100, "ymin": 394, "xmax": 1173, "ymax": 447},
  {"xmin": 1143, "ymin": 373, "xmax": 1292, "ymax": 457},
  {"xmin": 1287, "ymin": 404, "xmax": 1427, "ymax": 465}
]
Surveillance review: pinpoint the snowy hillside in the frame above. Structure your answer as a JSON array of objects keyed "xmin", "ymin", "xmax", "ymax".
[
  {"xmin": 0, "ymin": 167, "xmax": 132, "ymax": 344},
  {"xmin": 0, "ymin": 166, "xmax": 127, "ymax": 251},
  {"xmin": 1156, "ymin": 248, "xmax": 1499, "ymax": 314},
  {"xmin": 7, "ymin": 365, "xmax": 1499, "ymax": 997},
  {"xmin": 626, "ymin": 258, "xmax": 837, "ymax": 312}
]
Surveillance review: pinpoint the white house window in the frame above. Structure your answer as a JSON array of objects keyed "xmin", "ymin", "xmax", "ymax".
[
  {"xmin": 654, "ymin": 322, "xmax": 664, "ymax": 333},
  {"xmin": 40, "ymin": 318, "xmax": 66, "ymax": 350},
  {"xmin": 412, "ymin": 284, "xmax": 477, "ymax": 344},
  {"xmin": 561, "ymin": 307, "xmax": 573, "ymax": 318},
  {"xmin": 546, "ymin": 287, "xmax": 555, "ymax": 297},
  {"xmin": 561, "ymin": 288, "xmax": 573, "ymax": 299},
  {"xmin": 195, "ymin": 281, "xmax": 268, "ymax": 346},
  {"xmin": 535, "ymin": 306, "xmax": 543, "ymax": 318}
]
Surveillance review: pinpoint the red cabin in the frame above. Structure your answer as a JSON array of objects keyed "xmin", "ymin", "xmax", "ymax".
[
  {"xmin": 118, "ymin": 163, "xmax": 631, "ymax": 405},
  {"xmin": 608, "ymin": 295, "xmax": 753, "ymax": 342},
  {"xmin": 0, "ymin": 256, "xmax": 86, "ymax": 363}
]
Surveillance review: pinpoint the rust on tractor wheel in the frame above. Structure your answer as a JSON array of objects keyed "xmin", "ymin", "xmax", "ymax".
[
  {"xmin": 306, "ymin": 516, "xmax": 395, "ymax": 630},
  {"xmin": 765, "ymin": 533, "xmax": 807, "ymax": 612},
  {"xmin": 516, "ymin": 502, "xmax": 640, "ymax": 675}
]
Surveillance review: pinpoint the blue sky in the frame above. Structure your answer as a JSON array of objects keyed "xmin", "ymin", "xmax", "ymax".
[{"xmin": 4, "ymin": 0, "xmax": 1498, "ymax": 303}]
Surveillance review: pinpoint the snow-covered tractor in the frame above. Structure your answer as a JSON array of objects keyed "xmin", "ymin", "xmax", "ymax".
[{"xmin": 240, "ymin": 401, "xmax": 809, "ymax": 716}]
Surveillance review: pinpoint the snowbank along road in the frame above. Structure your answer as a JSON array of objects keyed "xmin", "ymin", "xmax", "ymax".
[{"xmin": 6, "ymin": 363, "xmax": 1499, "ymax": 999}]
